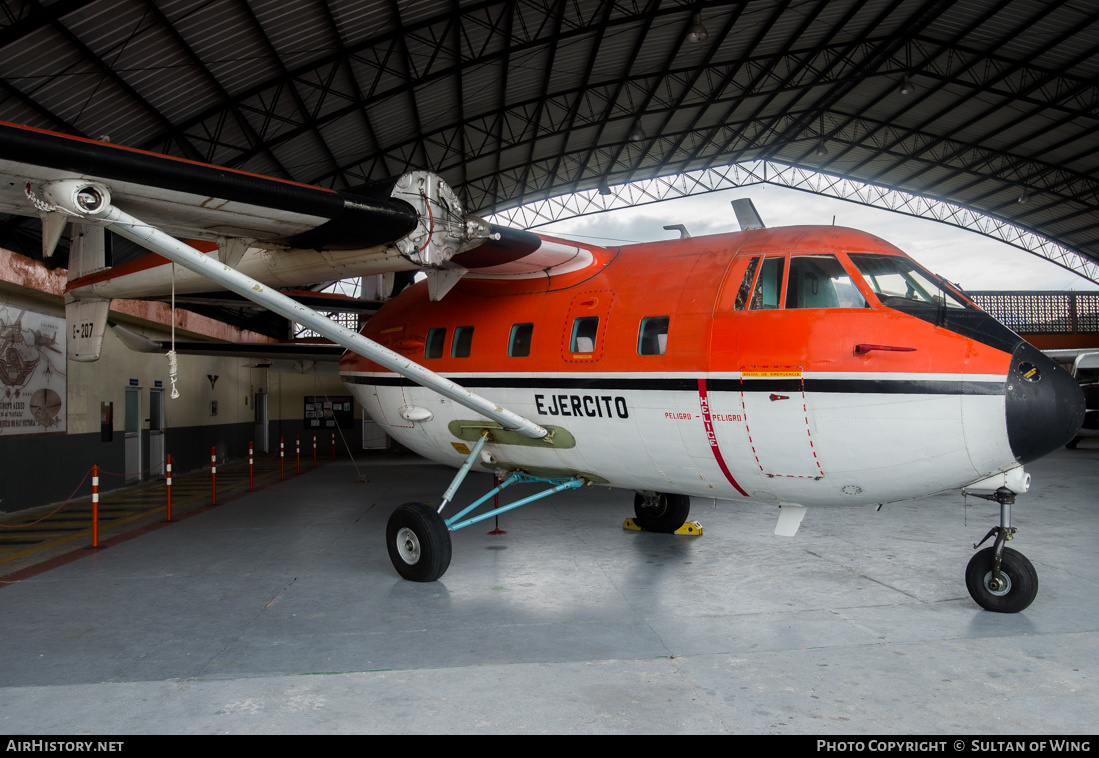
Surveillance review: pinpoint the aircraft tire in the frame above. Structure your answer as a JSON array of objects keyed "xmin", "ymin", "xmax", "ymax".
[
  {"xmin": 965, "ymin": 547, "xmax": 1038, "ymax": 613},
  {"xmin": 633, "ymin": 492, "xmax": 691, "ymax": 533},
  {"xmin": 387, "ymin": 502, "xmax": 452, "ymax": 582}
]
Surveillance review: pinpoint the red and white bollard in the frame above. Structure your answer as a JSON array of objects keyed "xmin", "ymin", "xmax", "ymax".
[
  {"xmin": 280, "ymin": 436, "xmax": 285, "ymax": 479},
  {"xmin": 296, "ymin": 434, "xmax": 301, "ymax": 474},
  {"xmin": 249, "ymin": 441, "xmax": 254, "ymax": 491},
  {"xmin": 166, "ymin": 454, "xmax": 173, "ymax": 522},
  {"xmin": 211, "ymin": 446, "xmax": 217, "ymax": 505},
  {"xmin": 312, "ymin": 431, "xmax": 317, "ymax": 467},
  {"xmin": 91, "ymin": 463, "xmax": 100, "ymax": 547},
  {"xmin": 331, "ymin": 431, "xmax": 336, "ymax": 460}
]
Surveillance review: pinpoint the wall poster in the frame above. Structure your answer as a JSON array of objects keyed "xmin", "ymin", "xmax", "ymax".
[
  {"xmin": 0, "ymin": 305, "xmax": 66, "ymax": 436},
  {"xmin": 304, "ymin": 395, "xmax": 353, "ymax": 429}
]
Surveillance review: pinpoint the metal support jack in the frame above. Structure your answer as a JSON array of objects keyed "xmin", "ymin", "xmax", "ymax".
[
  {"xmin": 962, "ymin": 485, "xmax": 1038, "ymax": 612},
  {"xmin": 969, "ymin": 486, "xmax": 1017, "ymax": 590}
]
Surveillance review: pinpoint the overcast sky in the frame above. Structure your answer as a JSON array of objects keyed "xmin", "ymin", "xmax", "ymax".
[{"xmin": 535, "ymin": 185, "xmax": 1099, "ymax": 293}]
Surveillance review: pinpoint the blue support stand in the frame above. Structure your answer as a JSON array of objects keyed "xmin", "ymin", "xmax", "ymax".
[{"xmin": 442, "ymin": 471, "xmax": 584, "ymax": 532}]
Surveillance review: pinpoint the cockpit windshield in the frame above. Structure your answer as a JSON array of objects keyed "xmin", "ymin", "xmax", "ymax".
[{"xmin": 847, "ymin": 254, "xmax": 973, "ymax": 311}]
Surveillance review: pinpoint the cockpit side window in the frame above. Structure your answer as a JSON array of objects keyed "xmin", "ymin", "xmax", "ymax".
[
  {"xmin": 785, "ymin": 254, "xmax": 868, "ymax": 309},
  {"xmin": 733, "ymin": 256, "xmax": 760, "ymax": 310},
  {"xmin": 848, "ymin": 254, "xmax": 973, "ymax": 310},
  {"xmin": 749, "ymin": 256, "xmax": 785, "ymax": 310}
]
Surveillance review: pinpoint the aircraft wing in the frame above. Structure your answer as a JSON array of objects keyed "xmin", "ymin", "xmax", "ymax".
[
  {"xmin": 108, "ymin": 321, "xmax": 342, "ymax": 362},
  {"xmin": 107, "ymin": 321, "xmax": 344, "ymax": 376},
  {"xmin": 1, "ymin": 121, "xmax": 550, "ymax": 437},
  {"xmin": 164, "ymin": 290, "xmax": 385, "ymax": 314},
  {"xmin": 2, "ymin": 121, "xmax": 596, "ymax": 296},
  {"xmin": 0, "ymin": 121, "xmax": 418, "ymax": 251}
]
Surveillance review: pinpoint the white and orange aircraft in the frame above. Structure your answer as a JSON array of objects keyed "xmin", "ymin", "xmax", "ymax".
[{"xmin": 0, "ymin": 121, "xmax": 1085, "ymax": 612}]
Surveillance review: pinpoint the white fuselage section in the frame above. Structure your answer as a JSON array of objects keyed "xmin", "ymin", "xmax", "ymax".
[{"xmin": 344, "ymin": 370, "xmax": 1014, "ymax": 508}]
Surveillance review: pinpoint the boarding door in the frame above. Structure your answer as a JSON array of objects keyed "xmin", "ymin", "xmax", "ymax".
[
  {"xmin": 149, "ymin": 388, "xmax": 165, "ymax": 476},
  {"xmin": 728, "ymin": 254, "xmax": 824, "ymax": 480},
  {"xmin": 124, "ymin": 386, "xmax": 142, "ymax": 482}
]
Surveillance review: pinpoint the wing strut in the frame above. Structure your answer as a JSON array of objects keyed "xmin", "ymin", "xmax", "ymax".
[{"xmin": 49, "ymin": 180, "xmax": 548, "ymax": 441}]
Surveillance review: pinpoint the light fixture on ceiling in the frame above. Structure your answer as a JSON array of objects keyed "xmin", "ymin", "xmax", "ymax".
[
  {"xmin": 686, "ymin": 12, "xmax": 708, "ymax": 43},
  {"xmin": 629, "ymin": 122, "xmax": 647, "ymax": 141},
  {"xmin": 1017, "ymin": 188, "xmax": 1030, "ymax": 204},
  {"xmin": 598, "ymin": 179, "xmax": 612, "ymax": 196},
  {"xmin": 899, "ymin": 75, "xmax": 915, "ymax": 96}
]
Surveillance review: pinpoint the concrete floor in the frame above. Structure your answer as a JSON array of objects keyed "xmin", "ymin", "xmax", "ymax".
[{"xmin": 1, "ymin": 443, "xmax": 1096, "ymax": 734}]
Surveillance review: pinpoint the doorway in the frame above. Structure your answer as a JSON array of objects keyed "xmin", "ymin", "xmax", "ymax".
[
  {"xmin": 149, "ymin": 388, "xmax": 165, "ymax": 476},
  {"xmin": 124, "ymin": 386, "xmax": 142, "ymax": 482},
  {"xmin": 253, "ymin": 392, "xmax": 269, "ymax": 453}
]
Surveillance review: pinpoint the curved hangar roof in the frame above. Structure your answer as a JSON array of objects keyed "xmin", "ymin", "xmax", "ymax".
[{"xmin": 1, "ymin": 0, "xmax": 1097, "ymax": 270}]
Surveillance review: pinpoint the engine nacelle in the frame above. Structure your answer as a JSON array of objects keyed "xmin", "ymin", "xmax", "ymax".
[{"xmin": 42, "ymin": 180, "xmax": 112, "ymax": 217}]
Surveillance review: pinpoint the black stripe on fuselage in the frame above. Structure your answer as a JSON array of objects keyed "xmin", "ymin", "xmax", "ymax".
[{"xmin": 342, "ymin": 375, "xmax": 1005, "ymax": 396}]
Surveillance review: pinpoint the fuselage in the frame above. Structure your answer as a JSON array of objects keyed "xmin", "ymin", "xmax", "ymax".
[{"xmin": 340, "ymin": 225, "xmax": 1084, "ymax": 508}]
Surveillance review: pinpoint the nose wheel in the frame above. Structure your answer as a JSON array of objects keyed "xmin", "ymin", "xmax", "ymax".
[
  {"xmin": 964, "ymin": 486, "xmax": 1038, "ymax": 613},
  {"xmin": 965, "ymin": 546, "xmax": 1038, "ymax": 613}
]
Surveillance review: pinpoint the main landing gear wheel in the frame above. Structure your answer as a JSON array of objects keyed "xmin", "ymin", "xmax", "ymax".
[
  {"xmin": 387, "ymin": 502, "xmax": 452, "ymax": 582},
  {"xmin": 633, "ymin": 491, "xmax": 691, "ymax": 533},
  {"xmin": 965, "ymin": 547, "xmax": 1038, "ymax": 613}
]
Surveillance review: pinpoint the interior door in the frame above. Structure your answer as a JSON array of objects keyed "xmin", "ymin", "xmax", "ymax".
[
  {"xmin": 124, "ymin": 386, "xmax": 142, "ymax": 482},
  {"xmin": 149, "ymin": 388, "xmax": 165, "ymax": 476},
  {"xmin": 253, "ymin": 392, "xmax": 269, "ymax": 453}
]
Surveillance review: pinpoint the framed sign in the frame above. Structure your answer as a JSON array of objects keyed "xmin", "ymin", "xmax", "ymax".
[
  {"xmin": 304, "ymin": 395, "xmax": 353, "ymax": 428},
  {"xmin": 0, "ymin": 305, "xmax": 66, "ymax": 436}
]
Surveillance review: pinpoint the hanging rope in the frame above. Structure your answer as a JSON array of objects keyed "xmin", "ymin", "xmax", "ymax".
[
  {"xmin": 167, "ymin": 262, "xmax": 180, "ymax": 399},
  {"xmin": 311, "ymin": 364, "xmax": 368, "ymax": 483}
]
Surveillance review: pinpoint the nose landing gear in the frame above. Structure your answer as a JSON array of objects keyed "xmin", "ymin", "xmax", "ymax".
[{"xmin": 965, "ymin": 487, "xmax": 1038, "ymax": 613}]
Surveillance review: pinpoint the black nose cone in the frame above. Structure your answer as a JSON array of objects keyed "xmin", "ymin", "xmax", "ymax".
[{"xmin": 1005, "ymin": 342, "xmax": 1085, "ymax": 464}]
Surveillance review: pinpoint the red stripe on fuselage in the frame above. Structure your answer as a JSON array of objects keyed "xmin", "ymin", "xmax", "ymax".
[{"xmin": 698, "ymin": 378, "xmax": 749, "ymax": 497}]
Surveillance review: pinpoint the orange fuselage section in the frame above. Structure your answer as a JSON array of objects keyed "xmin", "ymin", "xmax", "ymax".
[{"xmin": 342, "ymin": 226, "xmax": 1011, "ymax": 380}]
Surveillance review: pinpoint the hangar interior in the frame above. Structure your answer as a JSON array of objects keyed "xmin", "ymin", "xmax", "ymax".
[
  {"xmin": 2, "ymin": 0, "xmax": 1098, "ymax": 514},
  {"xmin": 1, "ymin": 0, "xmax": 1098, "ymax": 735}
]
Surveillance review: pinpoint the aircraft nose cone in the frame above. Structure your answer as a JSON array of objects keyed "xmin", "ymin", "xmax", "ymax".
[{"xmin": 1005, "ymin": 342, "xmax": 1085, "ymax": 464}]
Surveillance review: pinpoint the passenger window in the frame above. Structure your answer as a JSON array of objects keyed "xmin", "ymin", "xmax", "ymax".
[
  {"xmin": 734, "ymin": 257, "xmax": 760, "ymax": 310},
  {"xmin": 570, "ymin": 317, "xmax": 599, "ymax": 353},
  {"xmin": 452, "ymin": 326, "xmax": 474, "ymax": 358},
  {"xmin": 638, "ymin": 317, "xmax": 669, "ymax": 355},
  {"xmin": 749, "ymin": 256, "xmax": 785, "ymax": 310},
  {"xmin": 785, "ymin": 255, "xmax": 868, "ymax": 309},
  {"xmin": 509, "ymin": 323, "xmax": 533, "ymax": 357},
  {"xmin": 425, "ymin": 328, "xmax": 446, "ymax": 358}
]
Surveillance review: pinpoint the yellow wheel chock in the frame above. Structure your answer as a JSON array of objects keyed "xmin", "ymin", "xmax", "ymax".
[{"xmin": 623, "ymin": 518, "xmax": 703, "ymax": 535}]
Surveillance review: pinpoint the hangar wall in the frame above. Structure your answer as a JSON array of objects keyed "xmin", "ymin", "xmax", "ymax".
[{"xmin": 0, "ymin": 248, "xmax": 359, "ymax": 516}]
